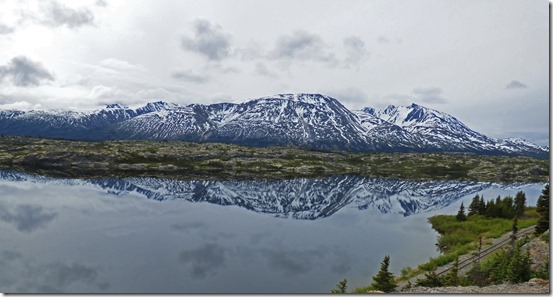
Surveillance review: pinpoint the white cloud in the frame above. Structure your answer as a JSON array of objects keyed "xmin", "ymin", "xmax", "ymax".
[{"xmin": 99, "ymin": 58, "xmax": 146, "ymax": 72}]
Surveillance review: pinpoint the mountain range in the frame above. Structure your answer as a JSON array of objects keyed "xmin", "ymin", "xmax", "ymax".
[{"xmin": 0, "ymin": 93, "xmax": 547, "ymax": 158}]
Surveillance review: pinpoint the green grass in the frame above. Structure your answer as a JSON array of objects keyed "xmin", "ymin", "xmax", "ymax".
[
  {"xmin": 420, "ymin": 207, "xmax": 538, "ymax": 271},
  {"xmin": 394, "ymin": 207, "xmax": 540, "ymax": 282}
]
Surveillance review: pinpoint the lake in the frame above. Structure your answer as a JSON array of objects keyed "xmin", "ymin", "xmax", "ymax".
[{"xmin": 0, "ymin": 170, "xmax": 545, "ymax": 293}]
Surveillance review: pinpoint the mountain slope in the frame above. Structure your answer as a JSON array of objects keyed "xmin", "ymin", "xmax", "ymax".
[{"xmin": 359, "ymin": 103, "xmax": 548, "ymax": 157}]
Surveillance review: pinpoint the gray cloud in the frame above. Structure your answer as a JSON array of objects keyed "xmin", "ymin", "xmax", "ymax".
[
  {"xmin": 42, "ymin": 1, "xmax": 95, "ymax": 28},
  {"xmin": 0, "ymin": 24, "xmax": 15, "ymax": 35},
  {"xmin": 0, "ymin": 204, "xmax": 57, "ymax": 233},
  {"xmin": 95, "ymin": 0, "xmax": 108, "ymax": 7},
  {"xmin": 5, "ymin": 255, "xmax": 109, "ymax": 293},
  {"xmin": 0, "ymin": 56, "xmax": 54, "ymax": 87},
  {"xmin": 181, "ymin": 19, "xmax": 232, "ymax": 61},
  {"xmin": 377, "ymin": 36, "xmax": 390, "ymax": 43},
  {"xmin": 260, "ymin": 248, "xmax": 325, "ymax": 276},
  {"xmin": 254, "ymin": 62, "xmax": 277, "ymax": 78},
  {"xmin": 506, "ymin": 80, "xmax": 527, "ymax": 89},
  {"xmin": 326, "ymin": 88, "xmax": 369, "ymax": 107},
  {"xmin": 171, "ymin": 221, "xmax": 206, "ymax": 232},
  {"xmin": 38, "ymin": 263, "xmax": 103, "ymax": 292},
  {"xmin": 411, "ymin": 87, "xmax": 447, "ymax": 104},
  {"xmin": 179, "ymin": 243, "xmax": 227, "ymax": 279},
  {"xmin": 171, "ymin": 69, "xmax": 209, "ymax": 83},
  {"xmin": 343, "ymin": 36, "xmax": 368, "ymax": 67},
  {"xmin": 269, "ymin": 31, "xmax": 338, "ymax": 66}
]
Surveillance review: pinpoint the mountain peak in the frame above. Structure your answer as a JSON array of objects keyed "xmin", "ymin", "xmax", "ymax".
[{"xmin": 105, "ymin": 103, "xmax": 127, "ymax": 109}]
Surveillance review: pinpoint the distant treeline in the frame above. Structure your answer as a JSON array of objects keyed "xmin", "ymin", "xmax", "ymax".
[{"xmin": 466, "ymin": 192, "xmax": 526, "ymax": 219}]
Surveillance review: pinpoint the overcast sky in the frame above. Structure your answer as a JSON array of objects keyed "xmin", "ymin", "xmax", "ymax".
[{"xmin": 0, "ymin": 0, "xmax": 549, "ymax": 145}]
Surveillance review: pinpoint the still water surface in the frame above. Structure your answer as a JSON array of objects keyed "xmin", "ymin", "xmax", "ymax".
[{"xmin": 0, "ymin": 171, "xmax": 544, "ymax": 293}]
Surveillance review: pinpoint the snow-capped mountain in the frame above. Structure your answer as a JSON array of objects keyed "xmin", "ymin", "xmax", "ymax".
[
  {"xmin": 0, "ymin": 170, "xmax": 534, "ymax": 219},
  {"xmin": 0, "ymin": 93, "xmax": 547, "ymax": 157}
]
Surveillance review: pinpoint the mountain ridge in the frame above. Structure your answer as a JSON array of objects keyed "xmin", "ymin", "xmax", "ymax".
[{"xmin": 0, "ymin": 93, "xmax": 547, "ymax": 158}]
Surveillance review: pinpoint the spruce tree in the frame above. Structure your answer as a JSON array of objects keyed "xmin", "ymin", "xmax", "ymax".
[
  {"xmin": 443, "ymin": 257, "xmax": 460, "ymax": 286},
  {"xmin": 514, "ymin": 191, "xmax": 526, "ymax": 218},
  {"xmin": 456, "ymin": 202, "xmax": 467, "ymax": 221},
  {"xmin": 507, "ymin": 247, "xmax": 532, "ymax": 283},
  {"xmin": 415, "ymin": 271, "xmax": 443, "ymax": 287},
  {"xmin": 535, "ymin": 184, "xmax": 549, "ymax": 235},
  {"xmin": 371, "ymin": 255, "xmax": 397, "ymax": 293},
  {"xmin": 468, "ymin": 194, "xmax": 480, "ymax": 216},
  {"xmin": 478, "ymin": 196, "xmax": 486, "ymax": 215},
  {"xmin": 330, "ymin": 279, "xmax": 348, "ymax": 293}
]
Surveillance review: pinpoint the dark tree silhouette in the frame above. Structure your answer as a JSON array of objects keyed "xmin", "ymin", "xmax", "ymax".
[
  {"xmin": 371, "ymin": 255, "xmax": 397, "ymax": 293},
  {"xmin": 535, "ymin": 184, "xmax": 549, "ymax": 235},
  {"xmin": 456, "ymin": 202, "xmax": 467, "ymax": 221}
]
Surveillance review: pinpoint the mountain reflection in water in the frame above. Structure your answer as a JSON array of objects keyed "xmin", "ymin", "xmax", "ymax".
[{"xmin": 0, "ymin": 171, "xmax": 535, "ymax": 219}]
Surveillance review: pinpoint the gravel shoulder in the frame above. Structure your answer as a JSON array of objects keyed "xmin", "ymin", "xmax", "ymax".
[{"xmin": 400, "ymin": 278, "xmax": 549, "ymax": 293}]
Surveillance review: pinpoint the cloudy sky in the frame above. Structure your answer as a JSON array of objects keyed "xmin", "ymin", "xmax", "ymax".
[{"xmin": 0, "ymin": 0, "xmax": 549, "ymax": 145}]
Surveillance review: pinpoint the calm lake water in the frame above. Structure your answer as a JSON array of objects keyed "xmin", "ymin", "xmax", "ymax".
[{"xmin": 0, "ymin": 171, "xmax": 545, "ymax": 293}]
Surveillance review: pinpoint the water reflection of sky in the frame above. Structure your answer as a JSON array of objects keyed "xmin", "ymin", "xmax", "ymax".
[{"xmin": 0, "ymin": 174, "xmax": 545, "ymax": 293}]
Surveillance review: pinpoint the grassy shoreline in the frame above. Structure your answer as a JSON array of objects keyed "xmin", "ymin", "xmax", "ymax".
[
  {"xmin": 0, "ymin": 136, "xmax": 548, "ymax": 181},
  {"xmin": 395, "ymin": 207, "xmax": 539, "ymax": 284}
]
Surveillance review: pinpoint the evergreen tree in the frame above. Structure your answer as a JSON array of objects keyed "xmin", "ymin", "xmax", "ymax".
[
  {"xmin": 502, "ymin": 196, "xmax": 514, "ymax": 219},
  {"xmin": 415, "ymin": 271, "xmax": 442, "ymax": 287},
  {"xmin": 456, "ymin": 202, "xmax": 467, "ymax": 221},
  {"xmin": 507, "ymin": 247, "xmax": 532, "ymax": 283},
  {"xmin": 485, "ymin": 199, "xmax": 496, "ymax": 218},
  {"xmin": 535, "ymin": 184, "xmax": 549, "ymax": 235},
  {"xmin": 331, "ymin": 279, "xmax": 348, "ymax": 293},
  {"xmin": 486, "ymin": 249, "xmax": 510, "ymax": 284},
  {"xmin": 442, "ymin": 257, "xmax": 460, "ymax": 286},
  {"xmin": 371, "ymin": 255, "xmax": 397, "ymax": 293},
  {"xmin": 514, "ymin": 191, "xmax": 526, "ymax": 218},
  {"xmin": 478, "ymin": 196, "xmax": 486, "ymax": 215},
  {"xmin": 468, "ymin": 194, "xmax": 480, "ymax": 216}
]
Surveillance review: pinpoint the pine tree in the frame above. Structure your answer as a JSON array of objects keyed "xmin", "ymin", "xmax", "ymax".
[
  {"xmin": 371, "ymin": 255, "xmax": 397, "ymax": 293},
  {"xmin": 514, "ymin": 191, "xmax": 526, "ymax": 218},
  {"xmin": 330, "ymin": 279, "xmax": 348, "ymax": 293},
  {"xmin": 456, "ymin": 202, "xmax": 467, "ymax": 221},
  {"xmin": 535, "ymin": 184, "xmax": 549, "ymax": 235},
  {"xmin": 468, "ymin": 194, "xmax": 480, "ymax": 216}
]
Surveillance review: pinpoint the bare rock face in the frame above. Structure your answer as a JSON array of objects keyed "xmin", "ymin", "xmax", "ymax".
[{"xmin": 522, "ymin": 231, "xmax": 549, "ymax": 272}]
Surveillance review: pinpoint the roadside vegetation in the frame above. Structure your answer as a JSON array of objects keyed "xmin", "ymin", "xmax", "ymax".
[
  {"xmin": 0, "ymin": 136, "xmax": 548, "ymax": 182},
  {"xmin": 331, "ymin": 185, "xmax": 549, "ymax": 293}
]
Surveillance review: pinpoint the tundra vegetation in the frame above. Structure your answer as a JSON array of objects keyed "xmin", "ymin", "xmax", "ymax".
[{"xmin": 0, "ymin": 136, "xmax": 548, "ymax": 182}]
